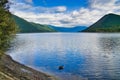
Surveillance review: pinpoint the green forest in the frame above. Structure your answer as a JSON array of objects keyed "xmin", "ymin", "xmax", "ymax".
[
  {"xmin": 12, "ymin": 15, "xmax": 56, "ymax": 33},
  {"xmin": 0, "ymin": 0, "xmax": 17, "ymax": 56},
  {"xmin": 83, "ymin": 14, "xmax": 120, "ymax": 32}
]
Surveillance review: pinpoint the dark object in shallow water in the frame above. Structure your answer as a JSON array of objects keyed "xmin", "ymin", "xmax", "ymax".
[{"xmin": 58, "ymin": 66, "xmax": 64, "ymax": 70}]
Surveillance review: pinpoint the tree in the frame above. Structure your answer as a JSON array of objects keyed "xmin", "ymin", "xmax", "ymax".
[{"xmin": 0, "ymin": 0, "xmax": 18, "ymax": 56}]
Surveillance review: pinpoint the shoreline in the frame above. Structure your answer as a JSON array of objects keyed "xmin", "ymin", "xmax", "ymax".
[{"xmin": 0, "ymin": 54, "xmax": 58, "ymax": 80}]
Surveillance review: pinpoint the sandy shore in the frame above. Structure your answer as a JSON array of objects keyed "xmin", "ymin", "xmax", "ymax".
[{"xmin": 0, "ymin": 54, "xmax": 58, "ymax": 80}]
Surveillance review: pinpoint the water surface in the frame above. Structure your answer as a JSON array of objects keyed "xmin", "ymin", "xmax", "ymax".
[{"xmin": 7, "ymin": 33, "xmax": 120, "ymax": 80}]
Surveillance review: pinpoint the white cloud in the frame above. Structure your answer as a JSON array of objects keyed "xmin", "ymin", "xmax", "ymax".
[
  {"xmin": 9, "ymin": 0, "xmax": 120, "ymax": 27},
  {"xmin": 25, "ymin": 0, "xmax": 33, "ymax": 4},
  {"xmin": 55, "ymin": 6, "xmax": 67, "ymax": 12},
  {"xmin": 10, "ymin": 2, "xmax": 66, "ymax": 13},
  {"xmin": 11, "ymin": 3, "xmax": 32, "ymax": 11}
]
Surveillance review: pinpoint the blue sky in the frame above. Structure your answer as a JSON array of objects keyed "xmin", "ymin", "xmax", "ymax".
[
  {"xmin": 9, "ymin": 0, "xmax": 120, "ymax": 27},
  {"xmin": 32, "ymin": 0, "xmax": 88, "ymax": 10}
]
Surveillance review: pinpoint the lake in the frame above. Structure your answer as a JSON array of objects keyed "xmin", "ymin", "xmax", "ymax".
[{"xmin": 7, "ymin": 33, "xmax": 120, "ymax": 80}]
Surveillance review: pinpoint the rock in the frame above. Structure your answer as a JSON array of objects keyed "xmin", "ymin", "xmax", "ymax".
[{"xmin": 58, "ymin": 66, "xmax": 64, "ymax": 70}]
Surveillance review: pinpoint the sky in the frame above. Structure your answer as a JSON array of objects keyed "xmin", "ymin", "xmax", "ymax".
[{"xmin": 9, "ymin": 0, "xmax": 120, "ymax": 27}]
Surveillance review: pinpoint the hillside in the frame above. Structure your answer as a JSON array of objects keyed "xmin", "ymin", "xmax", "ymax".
[
  {"xmin": 83, "ymin": 13, "xmax": 120, "ymax": 32},
  {"xmin": 12, "ymin": 15, "xmax": 56, "ymax": 33},
  {"xmin": 30, "ymin": 22, "xmax": 56, "ymax": 32},
  {"xmin": 50, "ymin": 26, "xmax": 87, "ymax": 32}
]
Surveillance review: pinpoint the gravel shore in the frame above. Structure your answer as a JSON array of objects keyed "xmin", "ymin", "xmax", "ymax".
[{"xmin": 0, "ymin": 54, "xmax": 58, "ymax": 80}]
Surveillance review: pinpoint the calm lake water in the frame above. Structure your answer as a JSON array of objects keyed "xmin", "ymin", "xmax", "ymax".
[{"xmin": 7, "ymin": 33, "xmax": 120, "ymax": 80}]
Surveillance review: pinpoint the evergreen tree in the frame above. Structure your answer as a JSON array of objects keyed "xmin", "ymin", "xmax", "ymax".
[{"xmin": 0, "ymin": 0, "xmax": 18, "ymax": 55}]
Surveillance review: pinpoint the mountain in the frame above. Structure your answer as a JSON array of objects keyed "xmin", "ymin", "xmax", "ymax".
[
  {"xmin": 50, "ymin": 26, "xmax": 87, "ymax": 32},
  {"xmin": 12, "ymin": 15, "xmax": 56, "ymax": 33},
  {"xmin": 83, "ymin": 13, "xmax": 120, "ymax": 32},
  {"xmin": 30, "ymin": 22, "xmax": 56, "ymax": 32}
]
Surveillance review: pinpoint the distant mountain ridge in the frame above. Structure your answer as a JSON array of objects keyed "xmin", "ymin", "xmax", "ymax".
[
  {"xmin": 50, "ymin": 26, "xmax": 87, "ymax": 32},
  {"xmin": 12, "ymin": 15, "xmax": 56, "ymax": 33},
  {"xmin": 83, "ymin": 13, "xmax": 120, "ymax": 32},
  {"xmin": 12, "ymin": 15, "xmax": 87, "ymax": 33}
]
